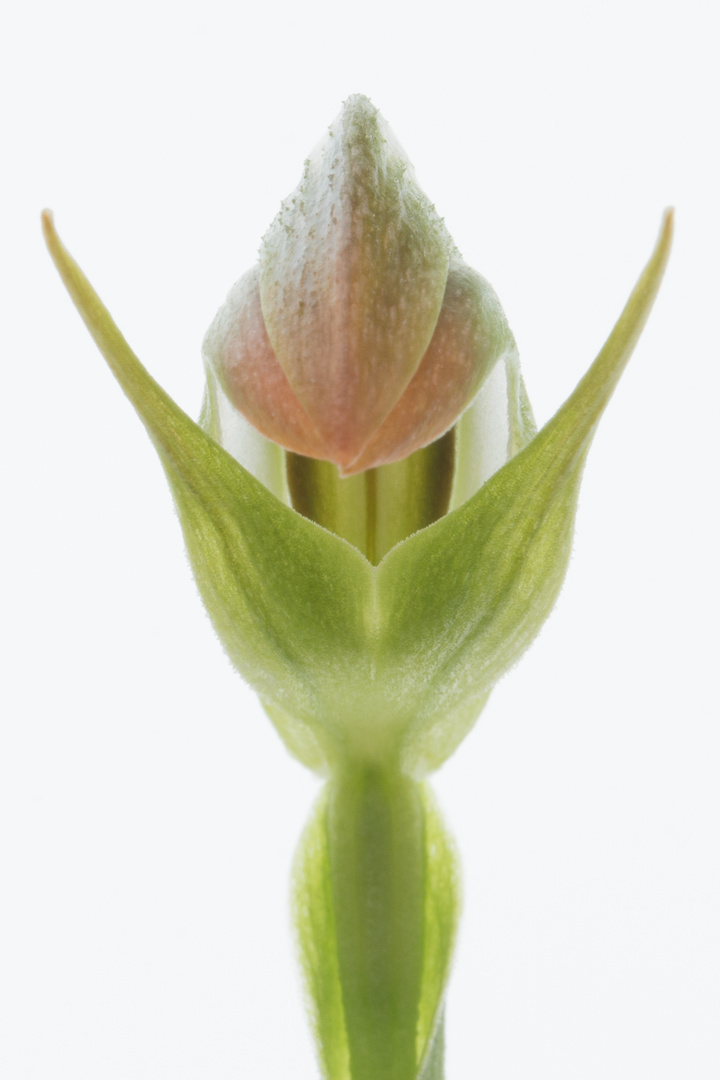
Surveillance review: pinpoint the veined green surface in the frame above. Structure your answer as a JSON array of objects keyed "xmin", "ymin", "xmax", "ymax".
[
  {"xmin": 385, "ymin": 209, "xmax": 673, "ymax": 774},
  {"xmin": 42, "ymin": 210, "xmax": 374, "ymax": 772},
  {"xmin": 293, "ymin": 774, "xmax": 459, "ymax": 1080},
  {"xmin": 293, "ymin": 788, "xmax": 351, "ymax": 1080},
  {"xmin": 415, "ymin": 787, "xmax": 460, "ymax": 1076},
  {"xmin": 42, "ymin": 209, "xmax": 672, "ymax": 778}
]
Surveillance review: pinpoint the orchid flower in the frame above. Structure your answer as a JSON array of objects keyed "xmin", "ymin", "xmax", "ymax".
[{"xmin": 43, "ymin": 95, "xmax": 672, "ymax": 1080}]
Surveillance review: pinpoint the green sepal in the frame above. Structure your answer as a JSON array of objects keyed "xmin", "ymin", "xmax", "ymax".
[
  {"xmin": 43, "ymin": 210, "xmax": 672, "ymax": 778},
  {"xmin": 41, "ymin": 211, "xmax": 374, "ymax": 772},
  {"xmin": 378, "ymin": 211, "xmax": 674, "ymax": 775}
]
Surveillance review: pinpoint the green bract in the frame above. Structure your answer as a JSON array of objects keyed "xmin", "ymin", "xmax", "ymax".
[
  {"xmin": 42, "ymin": 208, "xmax": 672, "ymax": 778},
  {"xmin": 43, "ymin": 97, "xmax": 672, "ymax": 1080}
]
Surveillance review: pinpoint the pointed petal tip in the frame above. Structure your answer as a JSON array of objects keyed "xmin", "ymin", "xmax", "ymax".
[
  {"xmin": 659, "ymin": 206, "xmax": 674, "ymax": 251},
  {"xmin": 41, "ymin": 210, "xmax": 68, "ymax": 274},
  {"xmin": 41, "ymin": 208, "xmax": 55, "ymax": 245},
  {"xmin": 343, "ymin": 91, "xmax": 375, "ymax": 108},
  {"xmin": 339, "ymin": 92, "xmax": 378, "ymax": 121},
  {"xmin": 647, "ymin": 207, "xmax": 674, "ymax": 279}
]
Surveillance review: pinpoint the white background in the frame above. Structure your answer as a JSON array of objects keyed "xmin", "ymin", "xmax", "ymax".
[{"xmin": 2, "ymin": 0, "xmax": 718, "ymax": 1077}]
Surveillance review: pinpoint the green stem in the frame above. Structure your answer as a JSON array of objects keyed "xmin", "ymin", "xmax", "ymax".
[
  {"xmin": 293, "ymin": 771, "xmax": 459, "ymax": 1080},
  {"xmin": 327, "ymin": 767, "xmax": 426, "ymax": 1080}
]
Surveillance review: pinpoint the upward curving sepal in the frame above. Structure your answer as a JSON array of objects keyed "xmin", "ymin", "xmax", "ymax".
[
  {"xmin": 41, "ymin": 211, "xmax": 374, "ymax": 774},
  {"xmin": 42, "ymin": 210, "xmax": 672, "ymax": 779},
  {"xmin": 377, "ymin": 212, "xmax": 674, "ymax": 775}
]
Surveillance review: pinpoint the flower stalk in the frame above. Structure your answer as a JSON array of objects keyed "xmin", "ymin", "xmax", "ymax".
[
  {"xmin": 42, "ymin": 95, "xmax": 672, "ymax": 1079},
  {"xmin": 295, "ymin": 769, "xmax": 458, "ymax": 1080}
]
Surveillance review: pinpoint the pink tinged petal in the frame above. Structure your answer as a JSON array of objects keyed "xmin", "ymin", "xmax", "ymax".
[
  {"xmin": 344, "ymin": 260, "xmax": 517, "ymax": 474},
  {"xmin": 202, "ymin": 267, "xmax": 329, "ymax": 460},
  {"xmin": 258, "ymin": 95, "xmax": 452, "ymax": 468}
]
